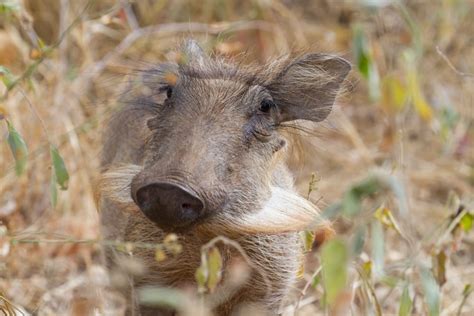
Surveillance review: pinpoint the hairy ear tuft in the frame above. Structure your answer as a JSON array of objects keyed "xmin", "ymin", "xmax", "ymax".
[{"xmin": 269, "ymin": 53, "xmax": 351, "ymax": 122}]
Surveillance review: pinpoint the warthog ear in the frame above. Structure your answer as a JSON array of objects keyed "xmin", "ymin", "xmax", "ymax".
[
  {"xmin": 268, "ymin": 53, "xmax": 351, "ymax": 122},
  {"xmin": 182, "ymin": 39, "xmax": 207, "ymax": 65}
]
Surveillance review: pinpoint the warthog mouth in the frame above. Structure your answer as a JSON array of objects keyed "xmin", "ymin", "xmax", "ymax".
[{"xmin": 96, "ymin": 164, "xmax": 331, "ymax": 236}]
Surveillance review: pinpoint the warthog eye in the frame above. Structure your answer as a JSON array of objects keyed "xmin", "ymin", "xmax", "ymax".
[
  {"xmin": 166, "ymin": 86, "xmax": 173, "ymax": 99},
  {"xmin": 159, "ymin": 84, "xmax": 173, "ymax": 99},
  {"xmin": 259, "ymin": 99, "xmax": 275, "ymax": 113}
]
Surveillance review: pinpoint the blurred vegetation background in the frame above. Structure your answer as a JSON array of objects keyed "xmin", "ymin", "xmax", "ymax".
[{"xmin": 0, "ymin": 0, "xmax": 473, "ymax": 315}]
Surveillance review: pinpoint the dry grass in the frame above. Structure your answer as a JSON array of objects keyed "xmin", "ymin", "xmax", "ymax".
[{"xmin": 0, "ymin": 0, "xmax": 473, "ymax": 315}]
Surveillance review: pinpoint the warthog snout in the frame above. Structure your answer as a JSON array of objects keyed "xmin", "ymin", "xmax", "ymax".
[{"xmin": 132, "ymin": 181, "xmax": 205, "ymax": 229}]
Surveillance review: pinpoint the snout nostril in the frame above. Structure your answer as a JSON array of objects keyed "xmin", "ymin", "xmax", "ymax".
[
  {"xmin": 136, "ymin": 187, "xmax": 155, "ymax": 208},
  {"xmin": 134, "ymin": 182, "xmax": 204, "ymax": 229}
]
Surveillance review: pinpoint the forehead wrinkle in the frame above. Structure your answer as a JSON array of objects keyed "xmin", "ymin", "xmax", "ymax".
[
  {"xmin": 178, "ymin": 58, "xmax": 263, "ymax": 86},
  {"xmin": 181, "ymin": 77, "xmax": 248, "ymax": 102}
]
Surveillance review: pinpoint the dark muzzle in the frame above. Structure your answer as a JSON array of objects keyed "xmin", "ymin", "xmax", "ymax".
[{"xmin": 132, "ymin": 182, "xmax": 204, "ymax": 230}]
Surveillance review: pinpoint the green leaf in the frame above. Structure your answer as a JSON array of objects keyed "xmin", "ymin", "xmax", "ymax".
[
  {"xmin": 300, "ymin": 230, "xmax": 315, "ymax": 252},
  {"xmin": 352, "ymin": 26, "xmax": 380, "ymax": 101},
  {"xmin": 139, "ymin": 287, "xmax": 188, "ymax": 311},
  {"xmin": 207, "ymin": 247, "xmax": 223, "ymax": 293},
  {"xmin": 311, "ymin": 272, "xmax": 322, "ymax": 289},
  {"xmin": 374, "ymin": 206, "xmax": 405, "ymax": 236},
  {"xmin": 361, "ymin": 260, "xmax": 372, "ymax": 279},
  {"xmin": 462, "ymin": 284, "xmax": 472, "ymax": 296},
  {"xmin": 371, "ymin": 220, "xmax": 385, "ymax": 276},
  {"xmin": 342, "ymin": 190, "xmax": 362, "ymax": 217},
  {"xmin": 352, "ymin": 225, "xmax": 367, "ymax": 256},
  {"xmin": 37, "ymin": 38, "xmax": 47, "ymax": 50},
  {"xmin": 432, "ymin": 250, "xmax": 447, "ymax": 287},
  {"xmin": 380, "ymin": 275, "xmax": 399, "ymax": 288},
  {"xmin": 321, "ymin": 239, "xmax": 348, "ymax": 305},
  {"xmin": 398, "ymin": 284, "xmax": 413, "ymax": 316},
  {"xmin": 342, "ymin": 172, "xmax": 409, "ymax": 218},
  {"xmin": 368, "ymin": 62, "xmax": 381, "ymax": 102},
  {"xmin": 50, "ymin": 145, "xmax": 69, "ymax": 190},
  {"xmin": 420, "ymin": 266, "xmax": 440, "ymax": 316},
  {"xmin": 322, "ymin": 202, "xmax": 343, "ymax": 219},
  {"xmin": 6, "ymin": 120, "xmax": 28, "ymax": 175},
  {"xmin": 0, "ymin": 66, "xmax": 16, "ymax": 89},
  {"xmin": 381, "ymin": 173, "xmax": 409, "ymax": 215},
  {"xmin": 195, "ymin": 256, "xmax": 208, "ymax": 293},
  {"xmin": 195, "ymin": 247, "xmax": 223, "ymax": 293},
  {"xmin": 0, "ymin": 1, "xmax": 20, "ymax": 15},
  {"xmin": 374, "ymin": 206, "xmax": 392, "ymax": 227},
  {"xmin": 342, "ymin": 176, "xmax": 380, "ymax": 216},
  {"xmin": 459, "ymin": 212, "xmax": 473, "ymax": 232},
  {"xmin": 439, "ymin": 106, "xmax": 460, "ymax": 141},
  {"xmin": 382, "ymin": 75, "xmax": 407, "ymax": 113},
  {"xmin": 457, "ymin": 284, "xmax": 473, "ymax": 316},
  {"xmin": 403, "ymin": 50, "xmax": 433, "ymax": 121},
  {"xmin": 353, "ymin": 26, "xmax": 370, "ymax": 78}
]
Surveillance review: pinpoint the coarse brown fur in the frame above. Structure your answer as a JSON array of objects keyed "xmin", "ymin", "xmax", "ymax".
[{"xmin": 95, "ymin": 40, "xmax": 350, "ymax": 315}]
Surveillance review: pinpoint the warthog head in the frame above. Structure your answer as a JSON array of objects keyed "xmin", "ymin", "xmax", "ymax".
[{"xmin": 124, "ymin": 41, "xmax": 350, "ymax": 233}]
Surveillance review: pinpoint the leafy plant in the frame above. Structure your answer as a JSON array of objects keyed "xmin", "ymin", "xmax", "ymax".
[
  {"xmin": 6, "ymin": 120, "xmax": 28, "ymax": 175},
  {"xmin": 353, "ymin": 25, "xmax": 380, "ymax": 102}
]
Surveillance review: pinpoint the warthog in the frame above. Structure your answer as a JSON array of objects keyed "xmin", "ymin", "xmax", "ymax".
[{"xmin": 96, "ymin": 40, "xmax": 350, "ymax": 315}]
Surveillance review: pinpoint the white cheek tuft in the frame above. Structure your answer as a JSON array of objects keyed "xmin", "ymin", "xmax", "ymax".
[
  {"xmin": 96, "ymin": 164, "xmax": 142, "ymax": 208},
  {"xmin": 211, "ymin": 186, "xmax": 330, "ymax": 235}
]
